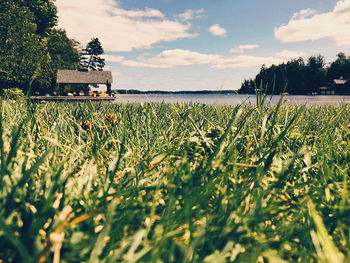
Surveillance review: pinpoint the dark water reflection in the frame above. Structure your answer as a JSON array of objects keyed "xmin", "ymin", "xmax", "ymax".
[{"xmin": 113, "ymin": 94, "xmax": 350, "ymax": 106}]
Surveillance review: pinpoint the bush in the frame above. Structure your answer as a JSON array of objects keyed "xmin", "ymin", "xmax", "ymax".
[{"xmin": 2, "ymin": 88, "xmax": 24, "ymax": 100}]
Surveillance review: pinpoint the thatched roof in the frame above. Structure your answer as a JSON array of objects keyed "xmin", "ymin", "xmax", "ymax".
[{"xmin": 57, "ymin": 70, "xmax": 113, "ymax": 84}]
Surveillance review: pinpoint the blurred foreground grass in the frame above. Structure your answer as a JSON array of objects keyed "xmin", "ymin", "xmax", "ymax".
[{"xmin": 0, "ymin": 99, "xmax": 350, "ymax": 262}]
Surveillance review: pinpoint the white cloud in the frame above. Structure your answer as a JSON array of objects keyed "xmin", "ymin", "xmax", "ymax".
[
  {"xmin": 275, "ymin": 0, "xmax": 350, "ymax": 46},
  {"xmin": 176, "ymin": 9, "xmax": 205, "ymax": 21},
  {"xmin": 236, "ymin": 44, "xmax": 260, "ymax": 50},
  {"xmin": 103, "ymin": 54, "xmax": 125, "ymax": 63},
  {"xmin": 111, "ymin": 7, "xmax": 165, "ymax": 18},
  {"xmin": 209, "ymin": 24, "xmax": 227, "ymax": 37},
  {"xmin": 229, "ymin": 44, "xmax": 260, "ymax": 54},
  {"xmin": 229, "ymin": 48, "xmax": 244, "ymax": 54},
  {"xmin": 121, "ymin": 49, "xmax": 220, "ymax": 68},
  {"xmin": 213, "ymin": 55, "xmax": 284, "ymax": 69},
  {"xmin": 291, "ymin": 8, "xmax": 316, "ymax": 20},
  {"xmin": 276, "ymin": 50, "xmax": 306, "ymax": 59},
  {"xmin": 115, "ymin": 49, "xmax": 284, "ymax": 69},
  {"xmin": 230, "ymin": 44, "xmax": 260, "ymax": 53},
  {"xmin": 56, "ymin": 0, "xmax": 196, "ymax": 52}
]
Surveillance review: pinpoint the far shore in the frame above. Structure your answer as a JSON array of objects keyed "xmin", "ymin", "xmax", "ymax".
[
  {"xmin": 114, "ymin": 89, "xmax": 237, "ymax": 95},
  {"xmin": 113, "ymin": 89, "xmax": 350, "ymax": 96}
]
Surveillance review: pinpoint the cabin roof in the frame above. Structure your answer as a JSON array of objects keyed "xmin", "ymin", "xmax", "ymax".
[
  {"xmin": 333, "ymin": 79, "xmax": 348, "ymax": 85},
  {"xmin": 57, "ymin": 70, "xmax": 113, "ymax": 84}
]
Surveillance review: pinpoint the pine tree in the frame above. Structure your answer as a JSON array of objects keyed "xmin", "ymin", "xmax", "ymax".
[{"xmin": 80, "ymin": 38, "xmax": 105, "ymax": 71}]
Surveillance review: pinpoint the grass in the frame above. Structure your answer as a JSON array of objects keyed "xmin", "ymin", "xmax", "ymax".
[{"xmin": 0, "ymin": 98, "xmax": 349, "ymax": 262}]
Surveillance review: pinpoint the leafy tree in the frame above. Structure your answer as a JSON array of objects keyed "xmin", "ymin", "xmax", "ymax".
[
  {"xmin": 44, "ymin": 29, "xmax": 81, "ymax": 95},
  {"xmin": 1, "ymin": 0, "xmax": 57, "ymax": 36},
  {"xmin": 253, "ymin": 64, "xmax": 288, "ymax": 94},
  {"xmin": 0, "ymin": 1, "xmax": 105, "ymax": 96},
  {"xmin": 17, "ymin": 0, "xmax": 57, "ymax": 36},
  {"xmin": 0, "ymin": 0, "xmax": 81, "ymax": 95},
  {"xmin": 31, "ymin": 56, "xmax": 54, "ymax": 95},
  {"xmin": 239, "ymin": 79, "xmax": 255, "ymax": 94},
  {"xmin": 285, "ymin": 58, "xmax": 306, "ymax": 94},
  {"xmin": 0, "ymin": 2, "xmax": 46, "ymax": 93},
  {"xmin": 80, "ymin": 38, "xmax": 105, "ymax": 71},
  {"xmin": 47, "ymin": 29, "xmax": 80, "ymax": 72},
  {"xmin": 327, "ymin": 52, "xmax": 350, "ymax": 80},
  {"xmin": 238, "ymin": 55, "xmax": 331, "ymax": 95},
  {"xmin": 305, "ymin": 55, "xmax": 327, "ymax": 94}
]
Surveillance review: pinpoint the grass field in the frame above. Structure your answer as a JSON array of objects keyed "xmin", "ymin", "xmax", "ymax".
[{"xmin": 0, "ymin": 99, "xmax": 349, "ymax": 262}]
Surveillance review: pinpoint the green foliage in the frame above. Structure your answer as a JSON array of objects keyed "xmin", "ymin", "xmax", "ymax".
[
  {"xmin": 0, "ymin": 100, "xmax": 350, "ymax": 262},
  {"xmin": 304, "ymin": 55, "xmax": 327, "ymax": 93},
  {"xmin": 0, "ymin": 2, "xmax": 46, "ymax": 92},
  {"xmin": 327, "ymin": 52, "xmax": 350, "ymax": 80},
  {"xmin": 16, "ymin": 0, "xmax": 57, "ymax": 36},
  {"xmin": 0, "ymin": 1, "xmax": 80, "ymax": 95},
  {"xmin": 46, "ymin": 29, "xmax": 81, "ymax": 95},
  {"xmin": 239, "ymin": 54, "xmax": 350, "ymax": 95},
  {"xmin": 1, "ymin": 88, "xmax": 24, "ymax": 99},
  {"xmin": 30, "ymin": 56, "xmax": 55, "ymax": 95},
  {"xmin": 47, "ymin": 29, "xmax": 81, "ymax": 73},
  {"xmin": 31, "ymin": 29, "xmax": 81, "ymax": 95}
]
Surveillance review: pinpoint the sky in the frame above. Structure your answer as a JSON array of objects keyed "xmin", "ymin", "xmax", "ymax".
[{"xmin": 56, "ymin": 0, "xmax": 350, "ymax": 91}]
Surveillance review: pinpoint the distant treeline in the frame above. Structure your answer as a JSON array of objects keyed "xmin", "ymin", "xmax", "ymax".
[
  {"xmin": 114, "ymin": 90, "xmax": 236, "ymax": 95},
  {"xmin": 239, "ymin": 53, "xmax": 350, "ymax": 95}
]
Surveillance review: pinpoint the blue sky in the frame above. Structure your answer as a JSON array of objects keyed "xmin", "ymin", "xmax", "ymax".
[{"xmin": 56, "ymin": 0, "xmax": 349, "ymax": 91}]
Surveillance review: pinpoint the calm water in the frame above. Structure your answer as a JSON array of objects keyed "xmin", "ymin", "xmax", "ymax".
[{"xmin": 113, "ymin": 94, "xmax": 350, "ymax": 105}]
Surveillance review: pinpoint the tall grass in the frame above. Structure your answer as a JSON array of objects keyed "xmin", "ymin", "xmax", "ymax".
[{"xmin": 0, "ymin": 98, "xmax": 349, "ymax": 262}]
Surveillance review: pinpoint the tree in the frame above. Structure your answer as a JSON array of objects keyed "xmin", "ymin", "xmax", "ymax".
[
  {"xmin": 238, "ymin": 56, "xmax": 327, "ymax": 95},
  {"xmin": 47, "ymin": 29, "xmax": 80, "ymax": 72},
  {"xmin": 239, "ymin": 79, "xmax": 255, "ymax": 94},
  {"xmin": 44, "ymin": 29, "xmax": 81, "ymax": 94},
  {"xmin": 239, "ymin": 53, "xmax": 350, "ymax": 95},
  {"xmin": 0, "ymin": 2, "xmax": 46, "ymax": 92},
  {"xmin": 80, "ymin": 38, "xmax": 105, "ymax": 71},
  {"xmin": 17, "ymin": 0, "xmax": 57, "ymax": 36},
  {"xmin": 286, "ymin": 58, "xmax": 306, "ymax": 94},
  {"xmin": 305, "ymin": 55, "xmax": 327, "ymax": 94},
  {"xmin": 0, "ymin": 1, "xmax": 79, "ymax": 95},
  {"xmin": 327, "ymin": 52, "xmax": 350, "ymax": 80}
]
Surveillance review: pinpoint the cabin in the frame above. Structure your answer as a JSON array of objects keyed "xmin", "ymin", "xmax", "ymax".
[
  {"xmin": 57, "ymin": 70, "xmax": 113, "ymax": 95},
  {"xmin": 331, "ymin": 78, "xmax": 349, "ymax": 94},
  {"xmin": 319, "ymin": 78, "xmax": 350, "ymax": 95}
]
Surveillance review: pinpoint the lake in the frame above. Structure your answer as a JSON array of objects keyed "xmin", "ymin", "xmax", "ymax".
[{"xmin": 113, "ymin": 94, "xmax": 350, "ymax": 105}]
